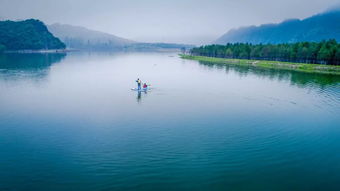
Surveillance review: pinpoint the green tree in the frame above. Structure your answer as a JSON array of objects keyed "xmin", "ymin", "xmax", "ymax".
[
  {"xmin": 334, "ymin": 45, "xmax": 340, "ymax": 65},
  {"xmin": 190, "ymin": 40, "xmax": 339, "ymax": 65},
  {"xmin": 317, "ymin": 44, "xmax": 332, "ymax": 64},
  {"xmin": 0, "ymin": 19, "xmax": 65, "ymax": 50},
  {"xmin": 225, "ymin": 48, "xmax": 233, "ymax": 58}
]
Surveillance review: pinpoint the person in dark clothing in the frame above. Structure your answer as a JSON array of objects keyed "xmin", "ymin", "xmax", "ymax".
[{"xmin": 136, "ymin": 78, "xmax": 141, "ymax": 90}]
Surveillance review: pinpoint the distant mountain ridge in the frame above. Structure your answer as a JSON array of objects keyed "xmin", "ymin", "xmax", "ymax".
[
  {"xmin": 48, "ymin": 23, "xmax": 194, "ymax": 51},
  {"xmin": 48, "ymin": 23, "xmax": 134, "ymax": 50},
  {"xmin": 0, "ymin": 19, "xmax": 65, "ymax": 51},
  {"xmin": 215, "ymin": 9, "xmax": 340, "ymax": 44}
]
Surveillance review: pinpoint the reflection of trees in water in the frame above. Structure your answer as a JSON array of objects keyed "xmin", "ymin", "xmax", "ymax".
[
  {"xmin": 198, "ymin": 61, "xmax": 340, "ymax": 89},
  {"xmin": 0, "ymin": 53, "xmax": 66, "ymax": 80}
]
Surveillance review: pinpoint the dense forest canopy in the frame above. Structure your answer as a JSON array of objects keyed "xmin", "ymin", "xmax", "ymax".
[
  {"xmin": 0, "ymin": 19, "xmax": 65, "ymax": 51},
  {"xmin": 190, "ymin": 40, "xmax": 340, "ymax": 65}
]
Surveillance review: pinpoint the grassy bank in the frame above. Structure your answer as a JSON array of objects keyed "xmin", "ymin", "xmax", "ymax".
[{"xmin": 180, "ymin": 55, "xmax": 340, "ymax": 75}]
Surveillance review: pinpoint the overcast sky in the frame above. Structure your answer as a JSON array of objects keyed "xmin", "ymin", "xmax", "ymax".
[{"xmin": 0, "ymin": 0, "xmax": 339, "ymax": 44}]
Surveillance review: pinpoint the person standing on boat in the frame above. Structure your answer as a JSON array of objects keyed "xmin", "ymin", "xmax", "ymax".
[{"xmin": 136, "ymin": 78, "xmax": 141, "ymax": 90}]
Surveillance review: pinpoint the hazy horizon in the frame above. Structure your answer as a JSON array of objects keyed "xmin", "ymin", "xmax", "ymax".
[{"xmin": 0, "ymin": 0, "xmax": 339, "ymax": 44}]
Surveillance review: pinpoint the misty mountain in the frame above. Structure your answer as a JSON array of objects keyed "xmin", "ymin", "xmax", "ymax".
[
  {"xmin": 48, "ymin": 23, "xmax": 193, "ymax": 51},
  {"xmin": 215, "ymin": 9, "xmax": 340, "ymax": 44},
  {"xmin": 0, "ymin": 19, "xmax": 65, "ymax": 51},
  {"xmin": 48, "ymin": 23, "xmax": 134, "ymax": 50}
]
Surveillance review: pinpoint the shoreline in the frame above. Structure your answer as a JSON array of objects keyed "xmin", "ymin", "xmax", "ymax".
[{"xmin": 180, "ymin": 54, "xmax": 340, "ymax": 75}]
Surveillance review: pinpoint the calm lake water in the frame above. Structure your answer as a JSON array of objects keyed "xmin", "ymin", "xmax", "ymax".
[{"xmin": 0, "ymin": 52, "xmax": 340, "ymax": 191}]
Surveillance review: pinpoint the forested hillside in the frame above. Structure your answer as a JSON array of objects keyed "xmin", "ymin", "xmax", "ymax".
[
  {"xmin": 0, "ymin": 19, "xmax": 65, "ymax": 51},
  {"xmin": 190, "ymin": 40, "xmax": 340, "ymax": 65},
  {"xmin": 216, "ymin": 9, "xmax": 340, "ymax": 44}
]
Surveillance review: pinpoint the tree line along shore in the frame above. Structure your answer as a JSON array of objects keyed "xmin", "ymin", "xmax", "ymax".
[
  {"xmin": 189, "ymin": 40, "xmax": 339, "ymax": 65},
  {"xmin": 180, "ymin": 54, "xmax": 340, "ymax": 75},
  {"xmin": 181, "ymin": 40, "xmax": 340, "ymax": 75}
]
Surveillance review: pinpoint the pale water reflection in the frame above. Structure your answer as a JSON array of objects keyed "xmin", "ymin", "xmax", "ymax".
[{"xmin": 0, "ymin": 53, "xmax": 66, "ymax": 80}]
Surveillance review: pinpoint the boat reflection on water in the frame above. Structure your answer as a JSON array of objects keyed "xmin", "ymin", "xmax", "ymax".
[{"xmin": 136, "ymin": 89, "xmax": 149, "ymax": 103}]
